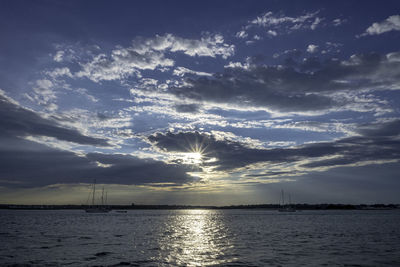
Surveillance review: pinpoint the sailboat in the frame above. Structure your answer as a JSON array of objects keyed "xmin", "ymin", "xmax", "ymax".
[
  {"xmin": 85, "ymin": 180, "xmax": 111, "ymax": 213},
  {"xmin": 278, "ymin": 190, "xmax": 296, "ymax": 212}
]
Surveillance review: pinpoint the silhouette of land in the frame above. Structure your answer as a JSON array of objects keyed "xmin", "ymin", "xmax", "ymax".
[{"xmin": 0, "ymin": 203, "xmax": 398, "ymax": 210}]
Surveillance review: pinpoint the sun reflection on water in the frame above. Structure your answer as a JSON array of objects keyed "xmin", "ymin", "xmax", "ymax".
[{"xmin": 156, "ymin": 209, "xmax": 234, "ymax": 266}]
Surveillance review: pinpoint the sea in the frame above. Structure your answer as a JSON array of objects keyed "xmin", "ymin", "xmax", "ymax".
[{"xmin": 0, "ymin": 209, "xmax": 399, "ymax": 266}]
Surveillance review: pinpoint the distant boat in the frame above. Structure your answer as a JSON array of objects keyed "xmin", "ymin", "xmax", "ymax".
[
  {"xmin": 278, "ymin": 190, "xmax": 296, "ymax": 212},
  {"xmin": 85, "ymin": 180, "xmax": 111, "ymax": 213}
]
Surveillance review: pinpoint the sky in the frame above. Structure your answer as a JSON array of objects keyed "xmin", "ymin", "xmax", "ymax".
[{"xmin": 1, "ymin": 0, "xmax": 400, "ymax": 205}]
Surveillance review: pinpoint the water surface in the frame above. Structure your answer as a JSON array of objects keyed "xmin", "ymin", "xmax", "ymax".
[{"xmin": 0, "ymin": 209, "xmax": 399, "ymax": 266}]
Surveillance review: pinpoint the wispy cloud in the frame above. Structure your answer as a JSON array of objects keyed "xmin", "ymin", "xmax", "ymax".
[
  {"xmin": 172, "ymin": 66, "xmax": 212, "ymax": 77},
  {"xmin": 250, "ymin": 11, "xmax": 320, "ymax": 30},
  {"xmin": 31, "ymin": 79, "xmax": 58, "ymax": 111},
  {"xmin": 360, "ymin": 15, "xmax": 400, "ymax": 36},
  {"xmin": 75, "ymin": 34, "xmax": 234, "ymax": 83},
  {"xmin": 332, "ymin": 18, "xmax": 347, "ymax": 27},
  {"xmin": 236, "ymin": 10, "xmax": 322, "ymax": 40}
]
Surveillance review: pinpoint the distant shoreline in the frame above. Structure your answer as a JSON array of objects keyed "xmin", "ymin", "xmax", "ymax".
[{"xmin": 0, "ymin": 203, "xmax": 399, "ymax": 210}]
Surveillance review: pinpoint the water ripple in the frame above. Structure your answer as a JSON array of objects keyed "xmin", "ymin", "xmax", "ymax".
[{"xmin": 0, "ymin": 210, "xmax": 400, "ymax": 266}]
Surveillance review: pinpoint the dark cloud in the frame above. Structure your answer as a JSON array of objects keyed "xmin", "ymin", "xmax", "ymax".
[
  {"xmin": 148, "ymin": 131, "xmax": 264, "ymax": 170},
  {"xmin": 0, "ymin": 95, "xmax": 109, "ymax": 146},
  {"xmin": 148, "ymin": 131, "xmax": 338, "ymax": 170},
  {"xmin": 174, "ymin": 103, "xmax": 201, "ymax": 113},
  {"xmin": 301, "ymin": 136, "xmax": 400, "ymax": 168},
  {"xmin": 96, "ymin": 112, "xmax": 111, "ymax": 121},
  {"xmin": 90, "ymin": 153, "xmax": 196, "ymax": 185},
  {"xmin": 148, "ymin": 119, "xmax": 400, "ymax": 171},
  {"xmin": 0, "ymin": 94, "xmax": 197, "ymax": 187},
  {"xmin": 357, "ymin": 119, "xmax": 400, "ymax": 137},
  {"xmin": 171, "ymin": 71, "xmax": 335, "ymax": 112},
  {"xmin": 0, "ymin": 138, "xmax": 195, "ymax": 187},
  {"xmin": 169, "ymin": 52, "xmax": 400, "ymax": 112}
]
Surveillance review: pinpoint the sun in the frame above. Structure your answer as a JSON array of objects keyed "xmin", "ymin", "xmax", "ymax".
[
  {"xmin": 182, "ymin": 152, "xmax": 203, "ymax": 165},
  {"xmin": 176, "ymin": 138, "xmax": 210, "ymax": 165}
]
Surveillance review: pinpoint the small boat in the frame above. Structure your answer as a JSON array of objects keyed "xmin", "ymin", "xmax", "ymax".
[
  {"xmin": 115, "ymin": 210, "xmax": 128, "ymax": 213},
  {"xmin": 85, "ymin": 180, "xmax": 111, "ymax": 213},
  {"xmin": 278, "ymin": 190, "xmax": 296, "ymax": 212}
]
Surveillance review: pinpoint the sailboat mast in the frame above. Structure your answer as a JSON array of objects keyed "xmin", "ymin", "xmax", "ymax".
[
  {"xmin": 92, "ymin": 179, "xmax": 96, "ymax": 206},
  {"xmin": 101, "ymin": 187, "xmax": 104, "ymax": 206},
  {"xmin": 281, "ymin": 190, "xmax": 285, "ymax": 206}
]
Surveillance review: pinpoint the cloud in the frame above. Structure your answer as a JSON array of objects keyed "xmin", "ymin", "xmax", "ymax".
[
  {"xmin": 75, "ymin": 51, "xmax": 169, "ymax": 82},
  {"xmin": 53, "ymin": 50, "xmax": 64, "ymax": 62},
  {"xmin": 0, "ymin": 144, "xmax": 196, "ymax": 187},
  {"xmin": 322, "ymin": 42, "xmax": 343, "ymax": 54},
  {"xmin": 174, "ymin": 103, "xmax": 201, "ymax": 113},
  {"xmin": 306, "ymin": 44, "xmax": 319, "ymax": 53},
  {"xmin": 168, "ymin": 52, "xmax": 400, "ymax": 114},
  {"xmin": 274, "ymin": 120, "xmax": 354, "ymax": 135},
  {"xmin": 132, "ymin": 33, "xmax": 235, "ymax": 58},
  {"xmin": 31, "ymin": 79, "xmax": 58, "ymax": 111},
  {"xmin": 74, "ymin": 33, "xmax": 234, "ymax": 83},
  {"xmin": 249, "ymin": 11, "xmax": 321, "ymax": 35},
  {"xmin": 86, "ymin": 153, "xmax": 197, "ymax": 185},
  {"xmin": 172, "ymin": 66, "xmax": 212, "ymax": 77},
  {"xmin": 361, "ymin": 15, "xmax": 400, "ymax": 36},
  {"xmin": 273, "ymin": 49, "xmax": 302, "ymax": 59},
  {"xmin": 0, "ymin": 93, "xmax": 198, "ymax": 187},
  {"xmin": 45, "ymin": 67, "xmax": 73, "ymax": 79},
  {"xmin": 332, "ymin": 18, "xmax": 347, "ymax": 27},
  {"xmin": 235, "ymin": 30, "xmax": 248, "ymax": 39},
  {"xmin": 0, "ymin": 93, "xmax": 109, "ymax": 146},
  {"xmin": 224, "ymin": 61, "xmax": 250, "ymax": 69},
  {"xmin": 171, "ymin": 71, "xmax": 328, "ymax": 113},
  {"xmin": 148, "ymin": 131, "xmax": 261, "ymax": 170},
  {"xmin": 148, "ymin": 119, "xmax": 400, "ymax": 173},
  {"xmin": 235, "ymin": 10, "xmax": 322, "ymax": 42},
  {"xmin": 148, "ymin": 131, "xmax": 303, "ymax": 171},
  {"xmin": 75, "ymin": 88, "xmax": 99, "ymax": 102},
  {"xmin": 386, "ymin": 52, "xmax": 400, "ymax": 62},
  {"xmin": 251, "ymin": 11, "xmax": 319, "ymax": 28},
  {"xmin": 310, "ymin": 17, "xmax": 322, "ymax": 30},
  {"xmin": 356, "ymin": 119, "xmax": 400, "ymax": 137}
]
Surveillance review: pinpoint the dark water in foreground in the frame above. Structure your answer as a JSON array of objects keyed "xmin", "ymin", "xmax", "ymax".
[{"xmin": 0, "ymin": 209, "xmax": 399, "ymax": 266}]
